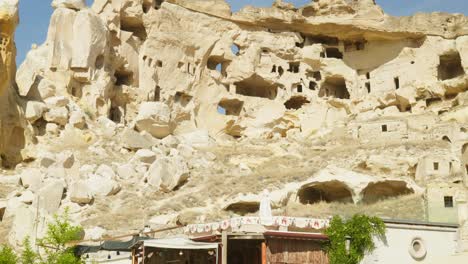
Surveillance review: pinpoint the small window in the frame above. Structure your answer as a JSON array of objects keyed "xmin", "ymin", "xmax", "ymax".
[
  {"xmin": 0, "ymin": 207, "xmax": 5, "ymax": 222},
  {"xmin": 278, "ymin": 66, "xmax": 284, "ymax": 76},
  {"xmin": 365, "ymin": 82, "xmax": 371, "ymax": 93},
  {"xmin": 433, "ymin": 162, "xmax": 439, "ymax": 171},
  {"xmin": 366, "ymin": 72, "xmax": 370, "ymax": 79},
  {"xmin": 394, "ymin": 77, "xmax": 400, "ymax": 89},
  {"xmin": 356, "ymin": 42, "xmax": 365, "ymax": 51},
  {"xmin": 381, "ymin": 125, "xmax": 387, "ymax": 132},
  {"xmin": 444, "ymin": 196, "xmax": 453, "ymax": 208},
  {"xmin": 156, "ymin": 60, "xmax": 163, "ymax": 67},
  {"xmin": 297, "ymin": 85, "xmax": 303, "ymax": 93},
  {"xmin": 231, "ymin": 44, "xmax": 240, "ymax": 56},
  {"xmin": 309, "ymin": 81, "xmax": 317, "ymax": 90},
  {"xmin": 271, "ymin": 65, "xmax": 277, "ymax": 73},
  {"xmin": 289, "ymin": 62, "xmax": 300, "ymax": 73},
  {"xmin": 313, "ymin": 71, "xmax": 322, "ymax": 81}
]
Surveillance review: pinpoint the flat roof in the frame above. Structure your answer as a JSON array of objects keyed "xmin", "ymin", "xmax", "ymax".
[{"xmin": 382, "ymin": 218, "xmax": 458, "ymax": 228}]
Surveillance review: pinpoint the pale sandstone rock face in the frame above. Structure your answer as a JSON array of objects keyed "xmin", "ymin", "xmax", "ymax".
[
  {"xmin": 52, "ymin": 0, "xmax": 86, "ymax": 10},
  {"xmin": 0, "ymin": 0, "xmax": 467, "ymax": 249},
  {"xmin": 69, "ymin": 180, "xmax": 94, "ymax": 204},
  {"xmin": 135, "ymin": 102, "xmax": 173, "ymax": 139},
  {"xmin": 146, "ymin": 155, "xmax": 189, "ymax": 191}
]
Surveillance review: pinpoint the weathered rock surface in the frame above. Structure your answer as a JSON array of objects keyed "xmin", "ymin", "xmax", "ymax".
[{"xmin": 0, "ymin": 0, "xmax": 467, "ymax": 250}]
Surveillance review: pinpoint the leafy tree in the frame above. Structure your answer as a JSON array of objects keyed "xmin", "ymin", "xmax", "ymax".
[
  {"xmin": 0, "ymin": 245, "xmax": 18, "ymax": 264},
  {"xmin": 20, "ymin": 237, "xmax": 38, "ymax": 264},
  {"xmin": 37, "ymin": 209, "xmax": 84, "ymax": 264},
  {"xmin": 325, "ymin": 214, "xmax": 386, "ymax": 264},
  {"xmin": 0, "ymin": 209, "xmax": 84, "ymax": 264}
]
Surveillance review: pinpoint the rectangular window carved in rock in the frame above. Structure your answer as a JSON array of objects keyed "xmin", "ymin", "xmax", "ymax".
[{"xmin": 444, "ymin": 196, "xmax": 453, "ymax": 208}]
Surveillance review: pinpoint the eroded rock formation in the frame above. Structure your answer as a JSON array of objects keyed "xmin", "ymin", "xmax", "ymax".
[{"xmin": 0, "ymin": 0, "xmax": 467, "ymax": 250}]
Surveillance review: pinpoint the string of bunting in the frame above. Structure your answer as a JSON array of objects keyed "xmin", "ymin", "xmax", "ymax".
[{"xmin": 184, "ymin": 216, "xmax": 330, "ymax": 234}]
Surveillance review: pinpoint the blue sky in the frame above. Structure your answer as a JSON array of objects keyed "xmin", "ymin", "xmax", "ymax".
[{"xmin": 15, "ymin": 0, "xmax": 468, "ymax": 65}]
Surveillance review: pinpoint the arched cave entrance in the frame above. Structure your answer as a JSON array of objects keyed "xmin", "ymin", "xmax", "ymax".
[
  {"xmin": 218, "ymin": 99, "xmax": 244, "ymax": 116},
  {"xmin": 225, "ymin": 202, "xmax": 260, "ymax": 216},
  {"xmin": 235, "ymin": 75, "xmax": 278, "ymax": 100},
  {"xmin": 298, "ymin": 181, "xmax": 354, "ymax": 204},
  {"xmin": 361, "ymin": 181, "xmax": 414, "ymax": 204},
  {"xmin": 319, "ymin": 76, "xmax": 350, "ymax": 99}
]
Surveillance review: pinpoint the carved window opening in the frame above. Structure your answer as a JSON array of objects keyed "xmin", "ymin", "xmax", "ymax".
[
  {"xmin": 366, "ymin": 82, "xmax": 371, "ymax": 93},
  {"xmin": 293, "ymin": 84, "xmax": 303, "ymax": 93},
  {"xmin": 174, "ymin": 92, "xmax": 192, "ymax": 107},
  {"xmin": 231, "ymin": 44, "xmax": 240, "ymax": 56},
  {"xmin": 0, "ymin": 207, "xmax": 5, "ymax": 222},
  {"xmin": 154, "ymin": 86, "xmax": 161, "ymax": 101},
  {"xmin": 278, "ymin": 66, "xmax": 284, "ymax": 76},
  {"xmin": 235, "ymin": 75, "xmax": 278, "ymax": 100},
  {"xmin": 309, "ymin": 81, "xmax": 317, "ymax": 90},
  {"xmin": 109, "ymin": 107, "xmax": 123, "ymax": 123},
  {"xmin": 438, "ymin": 52, "xmax": 465, "ymax": 80},
  {"xmin": 381, "ymin": 125, "xmax": 387, "ymax": 132},
  {"xmin": 444, "ymin": 196, "xmax": 453, "ymax": 208},
  {"xmin": 433, "ymin": 162, "xmax": 439, "ymax": 171},
  {"xmin": 284, "ymin": 96, "xmax": 310, "ymax": 110},
  {"xmin": 155, "ymin": 0, "xmax": 164, "ymax": 10},
  {"xmin": 288, "ymin": 62, "xmax": 300, "ymax": 73},
  {"xmin": 394, "ymin": 77, "xmax": 400, "ymax": 90},
  {"xmin": 114, "ymin": 70, "xmax": 133, "ymax": 86},
  {"xmin": 313, "ymin": 71, "xmax": 322, "ymax": 81},
  {"xmin": 319, "ymin": 77, "xmax": 350, "ymax": 99},
  {"xmin": 218, "ymin": 99, "xmax": 244, "ymax": 116},
  {"xmin": 95, "ymin": 55, "xmax": 105, "ymax": 69},
  {"xmin": 325, "ymin": 48, "xmax": 343, "ymax": 59},
  {"xmin": 271, "ymin": 65, "xmax": 277, "ymax": 73},
  {"xmin": 207, "ymin": 56, "xmax": 227, "ymax": 75}
]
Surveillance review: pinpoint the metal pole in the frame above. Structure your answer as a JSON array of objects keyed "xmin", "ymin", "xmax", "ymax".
[{"xmin": 222, "ymin": 231, "xmax": 228, "ymax": 264}]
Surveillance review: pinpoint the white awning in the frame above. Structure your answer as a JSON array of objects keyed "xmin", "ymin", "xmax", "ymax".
[{"xmin": 143, "ymin": 238, "xmax": 218, "ymax": 250}]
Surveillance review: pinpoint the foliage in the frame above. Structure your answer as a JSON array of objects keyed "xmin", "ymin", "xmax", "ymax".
[
  {"xmin": 325, "ymin": 214, "xmax": 386, "ymax": 264},
  {"xmin": 0, "ymin": 209, "xmax": 84, "ymax": 264},
  {"xmin": 20, "ymin": 237, "xmax": 38, "ymax": 264},
  {"xmin": 0, "ymin": 245, "xmax": 18, "ymax": 264},
  {"xmin": 37, "ymin": 209, "xmax": 84, "ymax": 264}
]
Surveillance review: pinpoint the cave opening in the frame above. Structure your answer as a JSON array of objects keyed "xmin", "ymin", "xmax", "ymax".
[
  {"xmin": 319, "ymin": 76, "xmax": 350, "ymax": 99},
  {"xmin": 438, "ymin": 52, "xmax": 465, "ymax": 80},
  {"xmin": 235, "ymin": 75, "xmax": 278, "ymax": 100},
  {"xmin": 325, "ymin": 48, "xmax": 343, "ymax": 59},
  {"xmin": 361, "ymin": 181, "xmax": 414, "ymax": 204},
  {"xmin": 218, "ymin": 99, "xmax": 244, "ymax": 116},
  {"xmin": 226, "ymin": 202, "xmax": 260, "ymax": 216},
  {"xmin": 114, "ymin": 70, "xmax": 133, "ymax": 86},
  {"xmin": 284, "ymin": 96, "xmax": 310, "ymax": 110},
  {"xmin": 298, "ymin": 181, "xmax": 353, "ymax": 204}
]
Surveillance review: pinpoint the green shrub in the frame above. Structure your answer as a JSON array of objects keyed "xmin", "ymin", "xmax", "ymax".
[
  {"xmin": 325, "ymin": 214, "xmax": 386, "ymax": 264},
  {"xmin": 0, "ymin": 245, "xmax": 18, "ymax": 264}
]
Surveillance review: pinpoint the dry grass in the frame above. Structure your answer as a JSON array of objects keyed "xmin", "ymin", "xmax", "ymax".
[{"xmin": 284, "ymin": 194, "xmax": 425, "ymax": 221}]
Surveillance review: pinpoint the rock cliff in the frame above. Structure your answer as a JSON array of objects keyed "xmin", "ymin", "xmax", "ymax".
[{"xmin": 0, "ymin": 0, "xmax": 467, "ymax": 248}]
